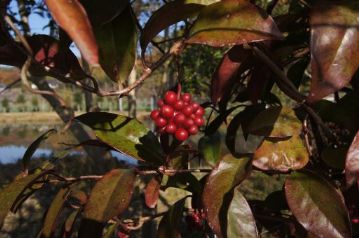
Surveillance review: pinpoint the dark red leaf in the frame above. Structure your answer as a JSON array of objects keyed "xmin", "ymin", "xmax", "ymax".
[
  {"xmin": 211, "ymin": 45, "xmax": 252, "ymax": 104},
  {"xmin": 45, "ymin": 0, "xmax": 99, "ymax": 65},
  {"xmin": 346, "ymin": 131, "xmax": 359, "ymax": 187},
  {"xmin": 187, "ymin": 0, "xmax": 283, "ymax": 46},
  {"xmin": 285, "ymin": 171, "xmax": 352, "ymax": 238},
  {"xmin": 308, "ymin": 1, "xmax": 359, "ymax": 103},
  {"xmin": 202, "ymin": 154, "xmax": 251, "ymax": 238}
]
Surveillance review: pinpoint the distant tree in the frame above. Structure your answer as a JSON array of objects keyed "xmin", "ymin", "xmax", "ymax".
[{"xmin": 1, "ymin": 97, "xmax": 9, "ymax": 112}]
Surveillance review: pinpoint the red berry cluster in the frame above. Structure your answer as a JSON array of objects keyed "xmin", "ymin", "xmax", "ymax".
[{"xmin": 150, "ymin": 91, "xmax": 205, "ymax": 141}]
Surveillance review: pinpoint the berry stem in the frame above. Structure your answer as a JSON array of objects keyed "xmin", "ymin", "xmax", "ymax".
[{"xmin": 176, "ymin": 83, "xmax": 182, "ymax": 99}]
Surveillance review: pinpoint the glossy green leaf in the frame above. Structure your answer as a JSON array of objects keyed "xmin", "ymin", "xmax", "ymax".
[
  {"xmin": 141, "ymin": 0, "xmax": 216, "ymax": 55},
  {"xmin": 308, "ymin": 1, "xmax": 359, "ymax": 103},
  {"xmin": 0, "ymin": 171, "xmax": 50, "ymax": 227},
  {"xmin": 202, "ymin": 154, "xmax": 251, "ymax": 238},
  {"xmin": 346, "ymin": 131, "xmax": 359, "ymax": 187},
  {"xmin": 76, "ymin": 112, "xmax": 164, "ymax": 164},
  {"xmin": 198, "ymin": 132, "xmax": 222, "ymax": 166},
  {"xmin": 22, "ymin": 129, "xmax": 56, "ymax": 173},
  {"xmin": 187, "ymin": 0, "xmax": 283, "ymax": 46},
  {"xmin": 211, "ymin": 45, "xmax": 252, "ymax": 104},
  {"xmin": 94, "ymin": 6, "xmax": 137, "ymax": 83},
  {"xmin": 42, "ymin": 187, "xmax": 70, "ymax": 238},
  {"xmin": 157, "ymin": 197, "xmax": 187, "ymax": 238},
  {"xmin": 253, "ymin": 107, "xmax": 309, "ymax": 172},
  {"xmin": 285, "ymin": 171, "xmax": 352, "ymax": 238},
  {"xmin": 83, "ymin": 169, "xmax": 136, "ymax": 222},
  {"xmin": 227, "ymin": 186, "xmax": 258, "ymax": 238},
  {"xmin": 81, "ymin": 0, "xmax": 128, "ymax": 26}
]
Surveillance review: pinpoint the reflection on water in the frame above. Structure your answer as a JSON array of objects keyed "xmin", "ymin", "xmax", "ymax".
[
  {"xmin": 0, "ymin": 145, "xmax": 52, "ymax": 164},
  {"xmin": 0, "ymin": 123, "xmax": 138, "ymax": 165}
]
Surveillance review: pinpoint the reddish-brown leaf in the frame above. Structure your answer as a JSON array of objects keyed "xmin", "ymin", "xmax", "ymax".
[
  {"xmin": 308, "ymin": 1, "xmax": 359, "ymax": 103},
  {"xmin": 346, "ymin": 131, "xmax": 359, "ymax": 187},
  {"xmin": 285, "ymin": 171, "xmax": 352, "ymax": 238},
  {"xmin": 202, "ymin": 154, "xmax": 251, "ymax": 238},
  {"xmin": 144, "ymin": 175, "xmax": 161, "ymax": 209},
  {"xmin": 45, "ymin": 0, "xmax": 99, "ymax": 65},
  {"xmin": 187, "ymin": 0, "xmax": 283, "ymax": 47},
  {"xmin": 211, "ymin": 45, "xmax": 252, "ymax": 103}
]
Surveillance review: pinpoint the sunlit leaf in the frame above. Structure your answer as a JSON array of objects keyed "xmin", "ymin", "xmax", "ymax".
[
  {"xmin": 253, "ymin": 107, "xmax": 309, "ymax": 172},
  {"xmin": 346, "ymin": 131, "xmax": 359, "ymax": 187},
  {"xmin": 187, "ymin": 0, "xmax": 283, "ymax": 46},
  {"xmin": 94, "ymin": 6, "xmax": 137, "ymax": 83},
  {"xmin": 145, "ymin": 175, "xmax": 162, "ymax": 209},
  {"xmin": 42, "ymin": 187, "xmax": 70, "ymax": 238},
  {"xmin": 308, "ymin": 1, "xmax": 359, "ymax": 102},
  {"xmin": 227, "ymin": 186, "xmax": 258, "ymax": 238},
  {"xmin": 76, "ymin": 112, "xmax": 164, "ymax": 165},
  {"xmin": 198, "ymin": 132, "xmax": 222, "ymax": 166},
  {"xmin": 157, "ymin": 197, "xmax": 187, "ymax": 238},
  {"xmin": 22, "ymin": 129, "xmax": 56, "ymax": 173},
  {"xmin": 82, "ymin": 169, "xmax": 136, "ymax": 222},
  {"xmin": 285, "ymin": 171, "xmax": 352, "ymax": 238},
  {"xmin": 203, "ymin": 154, "xmax": 251, "ymax": 238},
  {"xmin": 211, "ymin": 45, "xmax": 252, "ymax": 103},
  {"xmin": 45, "ymin": 0, "xmax": 99, "ymax": 65},
  {"xmin": 140, "ymin": 0, "xmax": 211, "ymax": 55}
]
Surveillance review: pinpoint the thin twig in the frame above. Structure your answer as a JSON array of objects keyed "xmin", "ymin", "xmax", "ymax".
[{"xmin": 0, "ymin": 78, "xmax": 20, "ymax": 95}]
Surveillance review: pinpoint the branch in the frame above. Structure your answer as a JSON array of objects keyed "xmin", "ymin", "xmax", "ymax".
[{"xmin": 0, "ymin": 78, "xmax": 20, "ymax": 95}]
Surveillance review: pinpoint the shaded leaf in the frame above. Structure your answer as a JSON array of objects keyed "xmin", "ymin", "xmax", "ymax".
[
  {"xmin": 22, "ymin": 129, "xmax": 56, "ymax": 173},
  {"xmin": 321, "ymin": 146, "xmax": 348, "ymax": 170},
  {"xmin": 253, "ymin": 107, "xmax": 309, "ymax": 172},
  {"xmin": 0, "ymin": 35, "xmax": 86, "ymax": 79},
  {"xmin": 61, "ymin": 210, "xmax": 79, "ymax": 238},
  {"xmin": 94, "ymin": 6, "xmax": 137, "ymax": 83},
  {"xmin": 203, "ymin": 154, "xmax": 251, "ymax": 238},
  {"xmin": 187, "ymin": 0, "xmax": 283, "ymax": 46},
  {"xmin": 81, "ymin": 0, "xmax": 128, "ymax": 26},
  {"xmin": 157, "ymin": 197, "xmax": 187, "ymax": 238},
  {"xmin": 285, "ymin": 171, "xmax": 352, "ymax": 238},
  {"xmin": 45, "ymin": 0, "xmax": 99, "ymax": 65},
  {"xmin": 42, "ymin": 187, "xmax": 70, "ymax": 238},
  {"xmin": 264, "ymin": 190, "xmax": 288, "ymax": 212},
  {"xmin": 308, "ymin": 1, "xmax": 359, "ymax": 102},
  {"xmin": 205, "ymin": 106, "xmax": 238, "ymax": 135},
  {"xmin": 227, "ymin": 186, "xmax": 258, "ymax": 238},
  {"xmin": 145, "ymin": 175, "xmax": 162, "ymax": 209},
  {"xmin": 82, "ymin": 169, "xmax": 136, "ymax": 222},
  {"xmin": 103, "ymin": 222, "xmax": 119, "ymax": 238},
  {"xmin": 140, "ymin": 0, "xmax": 208, "ymax": 55},
  {"xmin": 76, "ymin": 112, "xmax": 164, "ymax": 164},
  {"xmin": 211, "ymin": 45, "xmax": 252, "ymax": 103},
  {"xmin": 247, "ymin": 106, "xmax": 281, "ymax": 137},
  {"xmin": 198, "ymin": 132, "xmax": 222, "ymax": 166},
  {"xmin": 346, "ymin": 131, "xmax": 359, "ymax": 187},
  {"xmin": 0, "ymin": 171, "xmax": 51, "ymax": 227}
]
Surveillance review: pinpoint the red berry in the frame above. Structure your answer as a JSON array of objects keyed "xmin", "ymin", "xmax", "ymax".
[
  {"xmin": 155, "ymin": 117, "xmax": 167, "ymax": 127},
  {"xmin": 173, "ymin": 100, "xmax": 184, "ymax": 111},
  {"xmin": 165, "ymin": 122, "xmax": 177, "ymax": 134},
  {"xmin": 160, "ymin": 105, "xmax": 174, "ymax": 118},
  {"xmin": 188, "ymin": 125, "xmax": 198, "ymax": 135},
  {"xmin": 194, "ymin": 117, "xmax": 205, "ymax": 126},
  {"xmin": 173, "ymin": 113, "xmax": 186, "ymax": 125},
  {"xmin": 195, "ymin": 107, "xmax": 205, "ymax": 117},
  {"xmin": 181, "ymin": 93, "xmax": 191, "ymax": 102},
  {"xmin": 150, "ymin": 110, "xmax": 160, "ymax": 120},
  {"xmin": 184, "ymin": 118, "xmax": 195, "ymax": 128},
  {"xmin": 157, "ymin": 99, "xmax": 164, "ymax": 107},
  {"xmin": 192, "ymin": 102, "xmax": 200, "ymax": 110},
  {"xmin": 164, "ymin": 91, "xmax": 177, "ymax": 105},
  {"xmin": 182, "ymin": 105, "xmax": 194, "ymax": 116},
  {"xmin": 175, "ymin": 128, "xmax": 188, "ymax": 141},
  {"xmin": 158, "ymin": 126, "xmax": 166, "ymax": 134}
]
